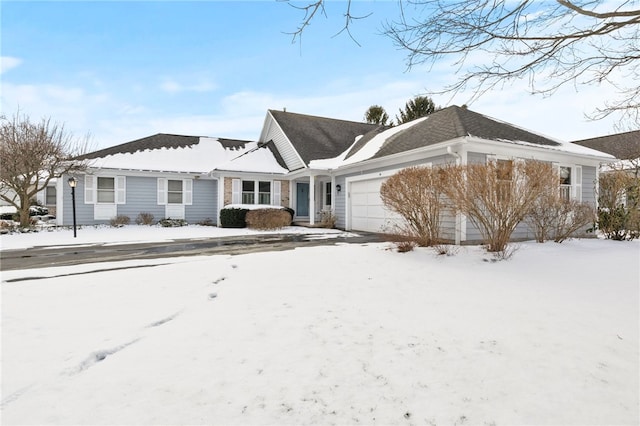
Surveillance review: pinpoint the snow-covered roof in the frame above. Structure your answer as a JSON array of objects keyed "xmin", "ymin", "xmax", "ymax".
[
  {"xmin": 309, "ymin": 106, "xmax": 614, "ymax": 169},
  {"xmin": 86, "ymin": 136, "xmax": 287, "ymax": 175}
]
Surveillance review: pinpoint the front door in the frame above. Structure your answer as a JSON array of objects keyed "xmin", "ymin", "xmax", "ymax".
[{"xmin": 296, "ymin": 183, "xmax": 309, "ymax": 217}]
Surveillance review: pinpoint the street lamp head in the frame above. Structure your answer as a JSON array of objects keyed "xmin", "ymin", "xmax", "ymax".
[{"xmin": 68, "ymin": 177, "xmax": 77, "ymax": 188}]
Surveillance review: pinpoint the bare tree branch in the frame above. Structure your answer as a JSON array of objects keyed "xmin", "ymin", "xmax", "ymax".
[
  {"xmin": 284, "ymin": 0, "xmax": 640, "ymax": 127},
  {"xmin": 0, "ymin": 110, "xmax": 90, "ymax": 226}
]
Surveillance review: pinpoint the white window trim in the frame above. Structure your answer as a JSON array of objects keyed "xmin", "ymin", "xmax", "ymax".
[
  {"xmin": 231, "ymin": 179, "xmax": 280, "ymax": 206},
  {"xmin": 157, "ymin": 178, "xmax": 192, "ymax": 206},
  {"xmin": 553, "ymin": 163, "xmax": 582, "ymax": 201},
  {"xmin": 85, "ymin": 175, "xmax": 125, "ymax": 205}
]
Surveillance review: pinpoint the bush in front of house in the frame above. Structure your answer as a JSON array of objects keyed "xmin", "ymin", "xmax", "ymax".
[
  {"xmin": 245, "ymin": 208, "xmax": 292, "ymax": 230},
  {"xmin": 380, "ymin": 166, "xmax": 448, "ymax": 247},
  {"xmin": 220, "ymin": 208, "xmax": 249, "ymax": 228},
  {"xmin": 135, "ymin": 212, "xmax": 155, "ymax": 225},
  {"xmin": 158, "ymin": 218, "xmax": 188, "ymax": 227},
  {"xmin": 110, "ymin": 215, "xmax": 131, "ymax": 227},
  {"xmin": 527, "ymin": 190, "xmax": 596, "ymax": 243},
  {"xmin": 596, "ymin": 170, "xmax": 640, "ymax": 241}
]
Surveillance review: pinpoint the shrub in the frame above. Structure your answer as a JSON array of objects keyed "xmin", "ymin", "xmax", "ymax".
[
  {"xmin": 220, "ymin": 208, "xmax": 248, "ymax": 228},
  {"xmin": 196, "ymin": 218, "xmax": 216, "ymax": 226},
  {"xmin": 380, "ymin": 166, "xmax": 448, "ymax": 246},
  {"xmin": 283, "ymin": 207, "xmax": 295, "ymax": 221},
  {"xmin": 596, "ymin": 170, "xmax": 640, "ymax": 241},
  {"xmin": 527, "ymin": 191, "xmax": 596, "ymax": 243},
  {"xmin": 245, "ymin": 208, "xmax": 292, "ymax": 230},
  {"xmin": 396, "ymin": 240, "xmax": 416, "ymax": 253},
  {"xmin": 442, "ymin": 161, "xmax": 557, "ymax": 252},
  {"xmin": 158, "ymin": 218, "xmax": 187, "ymax": 227},
  {"xmin": 320, "ymin": 210, "xmax": 337, "ymax": 228},
  {"xmin": 135, "ymin": 212, "xmax": 155, "ymax": 225},
  {"xmin": 110, "ymin": 215, "xmax": 130, "ymax": 227}
]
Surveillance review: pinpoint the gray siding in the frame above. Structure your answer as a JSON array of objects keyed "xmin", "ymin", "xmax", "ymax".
[
  {"xmin": 582, "ymin": 165, "xmax": 597, "ymax": 206},
  {"xmin": 186, "ymin": 179, "xmax": 217, "ymax": 224},
  {"xmin": 263, "ymin": 115, "xmax": 304, "ymax": 171},
  {"xmin": 334, "ymin": 175, "xmax": 347, "ymax": 229},
  {"xmin": 467, "ymin": 151, "xmax": 486, "ymax": 164},
  {"xmin": 117, "ymin": 176, "xmax": 164, "ymax": 223},
  {"xmin": 61, "ymin": 174, "xmax": 96, "ymax": 226},
  {"xmin": 61, "ymin": 174, "xmax": 218, "ymax": 226}
]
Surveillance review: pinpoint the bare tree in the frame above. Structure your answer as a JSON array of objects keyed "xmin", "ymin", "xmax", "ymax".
[
  {"xmin": 286, "ymin": 1, "xmax": 640, "ymax": 126},
  {"xmin": 0, "ymin": 111, "xmax": 89, "ymax": 227},
  {"xmin": 364, "ymin": 105, "xmax": 391, "ymax": 126}
]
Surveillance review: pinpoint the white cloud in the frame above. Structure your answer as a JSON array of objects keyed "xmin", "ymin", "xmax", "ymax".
[
  {"xmin": 1, "ymin": 57, "xmax": 22, "ymax": 74},
  {"xmin": 159, "ymin": 77, "xmax": 217, "ymax": 94}
]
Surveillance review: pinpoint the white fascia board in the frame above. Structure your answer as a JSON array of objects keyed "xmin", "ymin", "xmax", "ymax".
[
  {"xmin": 83, "ymin": 167, "xmax": 212, "ymax": 179},
  {"xmin": 332, "ymin": 137, "xmax": 468, "ymax": 176},
  {"xmin": 466, "ymin": 137, "xmax": 614, "ymax": 166},
  {"xmin": 211, "ymin": 171, "xmax": 288, "ymax": 181},
  {"xmin": 265, "ymin": 110, "xmax": 307, "ymax": 171}
]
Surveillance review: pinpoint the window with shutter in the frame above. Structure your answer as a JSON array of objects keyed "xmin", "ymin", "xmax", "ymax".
[
  {"xmin": 157, "ymin": 178, "xmax": 167, "ymax": 205},
  {"xmin": 231, "ymin": 179, "xmax": 241, "ymax": 204},
  {"xmin": 84, "ymin": 175, "xmax": 95, "ymax": 204}
]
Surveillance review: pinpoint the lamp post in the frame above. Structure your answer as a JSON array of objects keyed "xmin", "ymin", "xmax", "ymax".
[{"xmin": 68, "ymin": 177, "xmax": 77, "ymax": 238}]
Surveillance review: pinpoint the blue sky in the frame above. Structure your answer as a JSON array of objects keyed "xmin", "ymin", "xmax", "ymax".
[{"xmin": 1, "ymin": 1, "xmax": 623, "ymax": 150}]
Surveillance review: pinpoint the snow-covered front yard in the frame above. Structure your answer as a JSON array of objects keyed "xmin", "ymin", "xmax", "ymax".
[{"xmin": 1, "ymin": 227, "xmax": 638, "ymax": 425}]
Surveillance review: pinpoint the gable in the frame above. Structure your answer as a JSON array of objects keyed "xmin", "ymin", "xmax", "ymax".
[{"xmin": 266, "ymin": 109, "xmax": 381, "ymax": 167}]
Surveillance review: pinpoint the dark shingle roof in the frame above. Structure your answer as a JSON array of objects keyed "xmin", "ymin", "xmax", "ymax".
[
  {"xmin": 80, "ymin": 134, "xmax": 202, "ymax": 159},
  {"xmin": 572, "ymin": 130, "xmax": 640, "ymax": 160},
  {"xmin": 269, "ymin": 110, "xmax": 382, "ymax": 165},
  {"xmin": 372, "ymin": 105, "xmax": 561, "ymax": 159}
]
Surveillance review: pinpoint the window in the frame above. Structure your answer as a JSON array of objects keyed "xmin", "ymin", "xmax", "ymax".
[
  {"xmin": 97, "ymin": 177, "xmax": 115, "ymax": 203},
  {"xmin": 45, "ymin": 186, "xmax": 56, "ymax": 205},
  {"xmin": 496, "ymin": 159, "xmax": 514, "ymax": 202},
  {"xmin": 232, "ymin": 179, "xmax": 280, "ymax": 206},
  {"xmin": 242, "ymin": 181, "xmax": 255, "ymax": 204},
  {"xmin": 157, "ymin": 178, "xmax": 192, "ymax": 206},
  {"xmin": 258, "ymin": 181, "xmax": 271, "ymax": 204},
  {"xmin": 559, "ymin": 166, "xmax": 572, "ymax": 200},
  {"xmin": 167, "ymin": 180, "xmax": 183, "ymax": 204},
  {"xmin": 241, "ymin": 180, "xmax": 271, "ymax": 204},
  {"xmin": 325, "ymin": 182, "xmax": 332, "ymax": 206}
]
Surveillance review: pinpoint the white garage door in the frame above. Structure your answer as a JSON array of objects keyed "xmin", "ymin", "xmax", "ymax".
[{"xmin": 349, "ymin": 177, "xmax": 402, "ymax": 233}]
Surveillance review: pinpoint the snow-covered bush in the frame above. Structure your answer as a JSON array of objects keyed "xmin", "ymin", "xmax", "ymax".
[{"xmin": 158, "ymin": 218, "xmax": 187, "ymax": 227}]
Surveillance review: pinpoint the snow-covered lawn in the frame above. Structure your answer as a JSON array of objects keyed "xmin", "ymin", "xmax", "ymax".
[{"xmin": 1, "ymin": 228, "xmax": 638, "ymax": 425}]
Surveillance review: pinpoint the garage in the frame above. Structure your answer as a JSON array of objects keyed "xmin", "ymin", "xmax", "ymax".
[{"xmin": 348, "ymin": 177, "xmax": 402, "ymax": 233}]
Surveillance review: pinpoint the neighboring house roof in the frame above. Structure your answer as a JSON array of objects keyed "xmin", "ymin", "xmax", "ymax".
[
  {"xmin": 572, "ymin": 130, "xmax": 640, "ymax": 160},
  {"xmin": 83, "ymin": 134, "xmax": 288, "ymax": 175},
  {"xmin": 268, "ymin": 109, "xmax": 383, "ymax": 166}
]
